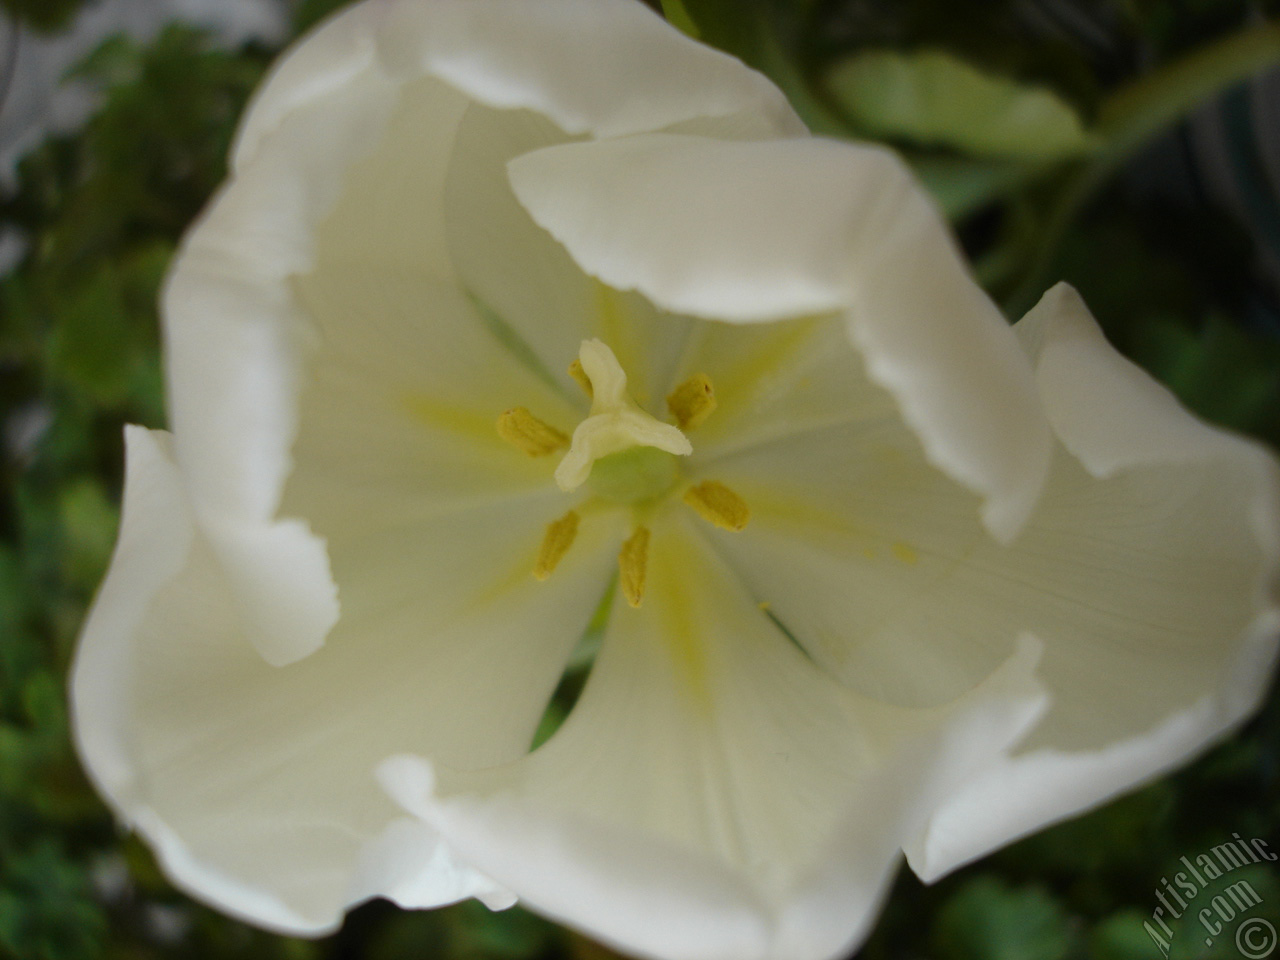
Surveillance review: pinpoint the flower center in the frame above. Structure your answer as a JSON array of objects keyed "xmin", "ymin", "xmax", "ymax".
[
  {"xmin": 553, "ymin": 339, "xmax": 691, "ymax": 494},
  {"xmin": 585, "ymin": 446, "xmax": 679, "ymax": 504},
  {"xmin": 495, "ymin": 338, "xmax": 751, "ymax": 607}
]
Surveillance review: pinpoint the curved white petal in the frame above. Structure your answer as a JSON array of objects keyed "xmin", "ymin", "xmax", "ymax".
[
  {"xmin": 508, "ymin": 134, "xmax": 1052, "ymax": 540},
  {"xmin": 73, "ymin": 428, "xmax": 193, "ymax": 815},
  {"xmin": 381, "ymin": 517, "xmax": 1045, "ymax": 960},
  {"xmin": 375, "ymin": 0, "xmax": 804, "ymax": 140},
  {"xmin": 166, "ymin": 8, "xmax": 397, "ymax": 521},
  {"xmin": 162, "ymin": 8, "xmax": 408, "ymax": 663},
  {"xmin": 773, "ymin": 635, "xmax": 1046, "ymax": 960},
  {"xmin": 673, "ymin": 315, "xmax": 899, "ymax": 466},
  {"xmin": 231, "ymin": 2, "xmax": 390, "ymax": 174},
  {"xmin": 440, "ymin": 101, "xmax": 601, "ymax": 390},
  {"xmin": 697, "ymin": 345, "xmax": 1006, "ymax": 709},
  {"xmin": 441, "ymin": 99, "xmax": 700, "ymax": 410},
  {"xmin": 83, "ymin": 0, "xmax": 1268, "ymax": 952},
  {"xmin": 676, "ymin": 316, "xmax": 1005, "ymax": 708},
  {"xmin": 168, "ymin": 0, "xmax": 807, "ymax": 666},
  {"xmin": 905, "ymin": 284, "xmax": 1280, "ymax": 881},
  {"xmin": 347, "ymin": 818, "xmax": 516, "ymax": 913},
  {"xmin": 72, "ymin": 428, "xmax": 619, "ymax": 933}
]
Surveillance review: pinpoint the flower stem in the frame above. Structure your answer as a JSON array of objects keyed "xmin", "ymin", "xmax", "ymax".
[
  {"xmin": 1005, "ymin": 20, "xmax": 1280, "ymax": 317},
  {"xmin": 1097, "ymin": 20, "xmax": 1280, "ymax": 162}
]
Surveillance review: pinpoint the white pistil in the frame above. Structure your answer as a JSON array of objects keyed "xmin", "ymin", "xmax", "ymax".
[{"xmin": 555, "ymin": 339, "xmax": 691, "ymax": 492}]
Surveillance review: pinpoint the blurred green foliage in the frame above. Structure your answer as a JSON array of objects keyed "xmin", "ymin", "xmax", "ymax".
[
  {"xmin": 1, "ymin": 0, "xmax": 1278, "ymax": 959},
  {"xmin": 0, "ymin": 0, "xmax": 80, "ymax": 34},
  {"xmin": 827, "ymin": 48, "xmax": 1098, "ymax": 160}
]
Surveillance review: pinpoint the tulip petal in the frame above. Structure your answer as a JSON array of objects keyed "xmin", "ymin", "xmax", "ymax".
[
  {"xmin": 673, "ymin": 313, "xmax": 902, "ymax": 466},
  {"xmin": 165, "ymin": 0, "xmax": 806, "ymax": 668},
  {"xmin": 171, "ymin": 2, "xmax": 629, "ymax": 665},
  {"xmin": 437, "ymin": 100, "xmax": 701, "ymax": 405},
  {"xmin": 375, "ymin": 0, "xmax": 804, "ymax": 140},
  {"xmin": 439, "ymin": 101, "xmax": 604, "ymax": 392},
  {"xmin": 903, "ymin": 285, "xmax": 1280, "ymax": 879},
  {"xmin": 508, "ymin": 133, "xmax": 1052, "ymax": 540},
  {"xmin": 73, "ymin": 428, "xmax": 618, "ymax": 933},
  {"xmin": 163, "ymin": 3, "xmax": 408, "ymax": 665},
  {"xmin": 380, "ymin": 517, "xmax": 1046, "ymax": 960},
  {"xmin": 685, "ymin": 289, "xmax": 1279, "ymax": 879},
  {"xmin": 693, "ymin": 317, "xmax": 1009, "ymax": 708},
  {"xmin": 231, "ymin": 2, "xmax": 391, "ymax": 175},
  {"xmin": 166, "ymin": 4, "xmax": 398, "ymax": 523}
]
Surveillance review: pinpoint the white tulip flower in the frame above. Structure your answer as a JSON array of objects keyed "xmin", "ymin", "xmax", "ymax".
[{"xmin": 71, "ymin": 1, "xmax": 1280, "ymax": 959}]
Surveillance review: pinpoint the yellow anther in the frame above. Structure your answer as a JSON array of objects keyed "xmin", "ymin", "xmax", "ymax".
[
  {"xmin": 667, "ymin": 373, "xmax": 717, "ymax": 431},
  {"xmin": 497, "ymin": 407, "xmax": 569, "ymax": 457},
  {"xmin": 534, "ymin": 511, "xmax": 580, "ymax": 580},
  {"xmin": 619, "ymin": 526, "xmax": 650, "ymax": 608},
  {"xmin": 683, "ymin": 480, "xmax": 750, "ymax": 531},
  {"xmin": 568, "ymin": 358, "xmax": 593, "ymax": 398}
]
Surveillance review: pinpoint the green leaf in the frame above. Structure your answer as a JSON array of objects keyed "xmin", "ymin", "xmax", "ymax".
[
  {"xmin": 999, "ymin": 782, "xmax": 1176, "ymax": 879},
  {"xmin": 45, "ymin": 265, "xmax": 134, "ymax": 404},
  {"xmin": 676, "ymin": 0, "xmax": 765, "ymax": 67},
  {"xmin": 679, "ymin": 0, "xmax": 849, "ymax": 136},
  {"xmin": 0, "ymin": 0, "xmax": 83, "ymax": 33},
  {"xmin": 659, "ymin": 0, "xmax": 701, "ymax": 39},
  {"xmin": 447, "ymin": 901, "xmax": 560, "ymax": 959},
  {"xmin": 1098, "ymin": 20, "xmax": 1280, "ymax": 161},
  {"xmin": 0, "ymin": 841, "xmax": 106, "ymax": 960},
  {"xmin": 66, "ymin": 34, "xmax": 145, "ymax": 88},
  {"xmin": 934, "ymin": 876, "xmax": 1074, "ymax": 960},
  {"xmin": 1091, "ymin": 909, "xmax": 1169, "ymax": 960},
  {"xmin": 1167, "ymin": 865, "xmax": 1279, "ymax": 960},
  {"xmin": 293, "ymin": 0, "xmax": 362, "ymax": 35},
  {"xmin": 1131, "ymin": 315, "xmax": 1280, "ymax": 445},
  {"xmin": 827, "ymin": 49, "xmax": 1097, "ymax": 159},
  {"xmin": 909, "ymin": 155, "xmax": 1029, "ymax": 220},
  {"xmin": 1004, "ymin": 21, "xmax": 1280, "ymax": 313},
  {"xmin": 57, "ymin": 477, "xmax": 119, "ymax": 595},
  {"xmin": 364, "ymin": 901, "xmax": 560, "ymax": 960}
]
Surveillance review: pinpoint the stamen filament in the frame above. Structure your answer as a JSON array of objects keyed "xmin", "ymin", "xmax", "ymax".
[
  {"xmin": 534, "ymin": 510, "xmax": 580, "ymax": 580},
  {"xmin": 684, "ymin": 480, "xmax": 750, "ymax": 531},
  {"xmin": 497, "ymin": 407, "xmax": 569, "ymax": 456},
  {"xmin": 667, "ymin": 373, "xmax": 717, "ymax": 431},
  {"xmin": 619, "ymin": 526, "xmax": 650, "ymax": 608}
]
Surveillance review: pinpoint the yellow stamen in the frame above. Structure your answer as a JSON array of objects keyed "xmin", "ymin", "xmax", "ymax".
[
  {"xmin": 667, "ymin": 373, "xmax": 717, "ymax": 431},
  {"xmin": 684, "ymin": 480, "xmax": 750, "ymax": 531},
  {"xmin": 568, "ymin": 358, "xmax": 593, "ymax": 398},
  {"xmin": 892, "ymin": 542, "xmax": 919, "ymax": 566},
  {"xmin": 497, "ymin": 407, "xmax": 569, "ymax": 456},
  {"xmin": 619, "ymin": 526, "xmax": 650, "ymax": 608},
  {"xmin": 534, "ymin": 510, "xmax": 580, "ymax": 580}
]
